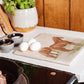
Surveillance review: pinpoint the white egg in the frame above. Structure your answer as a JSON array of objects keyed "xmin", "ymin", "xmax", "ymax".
[
  {"xmin": 30, "ymin": 42, "xmax": 41, "ymax": 51},
  {"xmin": 19, "ymin": 42, "xmax": 29, "ymax": 52},
  {"xmin": 28, "ymin": 38, "xmax": 37, "ymax": 45}
]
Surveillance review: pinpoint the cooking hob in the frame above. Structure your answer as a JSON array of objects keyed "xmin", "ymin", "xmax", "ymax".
[{"xmin": 16, "ymin": 61, "xmax": 78, "ymax": 84}]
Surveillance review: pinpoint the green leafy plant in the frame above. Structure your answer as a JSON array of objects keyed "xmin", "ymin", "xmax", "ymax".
[
  {"xmin": 69, "ymin": 43, "xmax": 84, "ymax": 55},
  {"xmin": 3, "ymin": 0, "xmax": 36, "ymax": 15}
]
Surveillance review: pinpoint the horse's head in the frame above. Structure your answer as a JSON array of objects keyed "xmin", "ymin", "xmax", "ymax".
[{"xmin": 53, "ymin": 37, "xmax": 63, "ymax": 43}]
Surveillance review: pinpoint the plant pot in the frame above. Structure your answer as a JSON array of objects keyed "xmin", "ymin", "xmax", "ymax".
[{"xmin": 10, "ymin": 7, "xmax": 38, "ymax": 32}]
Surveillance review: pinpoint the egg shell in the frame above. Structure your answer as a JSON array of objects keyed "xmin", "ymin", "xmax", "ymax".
[
  {"xmin": 19, "ymin": 42, "xmax": 29, "ymax": 52},
  {"xmin": 30, "ymin": 42, "xmax": 41, "ymax": 51},
  {"xmin": 28, "ymin": 38, "xmax": 37, "ymax": 45}
]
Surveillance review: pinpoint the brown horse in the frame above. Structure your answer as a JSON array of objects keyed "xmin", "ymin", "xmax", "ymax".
[
  {"xmin": 39, "ymin": 37, "xmax": 79, "ymax": 58},
  {"xmin": 50, "ymin": 37, "xmax": 79, "ymax": 52}
]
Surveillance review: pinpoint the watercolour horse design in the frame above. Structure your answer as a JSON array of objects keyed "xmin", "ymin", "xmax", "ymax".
[{"xmin": 39, "ymin": 37, "xmax": 79, "ymax": 58}]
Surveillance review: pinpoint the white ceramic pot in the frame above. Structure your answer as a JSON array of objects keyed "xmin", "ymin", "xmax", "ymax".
[
  {"xmin": 10, "ymin": 7, "xmax": 38, "ymax": 32},
  {"xmin": 0, "ymin": 0, "xmax": 3, "ymax": 4}
]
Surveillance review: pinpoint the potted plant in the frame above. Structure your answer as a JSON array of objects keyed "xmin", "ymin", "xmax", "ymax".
[{"xmin": 3, "ymin": 0, "xmax": 38, "ymax": 32}]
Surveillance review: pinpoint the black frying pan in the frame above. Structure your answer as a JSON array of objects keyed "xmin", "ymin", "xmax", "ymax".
[{"xmin": 0, "ymin": 57, "xmax": 23, "ymax": 84}]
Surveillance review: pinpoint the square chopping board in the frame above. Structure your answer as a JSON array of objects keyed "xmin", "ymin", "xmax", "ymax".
[{"xmin": 14, "ymin": 33, "xmax": 84, "ymax": 66}]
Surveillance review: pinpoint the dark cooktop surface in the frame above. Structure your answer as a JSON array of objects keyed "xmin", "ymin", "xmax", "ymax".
[{"xmin": 16, "ymin": 61, "xmax": 78, "ymax": 84}]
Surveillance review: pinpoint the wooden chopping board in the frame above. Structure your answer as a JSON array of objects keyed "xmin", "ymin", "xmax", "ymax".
[
  {"xmin": 0, "ymin": 27, "xmax": 5, "ymax": 38},
  {"xmin": 14, "ymin": 33, "xmax": 84, "ymax": 66}
]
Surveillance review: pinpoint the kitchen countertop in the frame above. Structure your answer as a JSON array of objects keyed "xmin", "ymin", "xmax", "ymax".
[{"xmin": 0, "ymin": 26, "xmax": 84, "ymax": 82}]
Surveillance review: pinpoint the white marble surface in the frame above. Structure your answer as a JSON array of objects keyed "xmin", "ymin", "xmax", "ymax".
[{"xmin": 0, "ymin": 26, "xmax": 84, "ymax": 82}]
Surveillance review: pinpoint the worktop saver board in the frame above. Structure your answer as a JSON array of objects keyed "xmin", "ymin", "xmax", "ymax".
[{"xmin": 14, "ymin": 33, "xmax": 84, "ymax": 66}]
